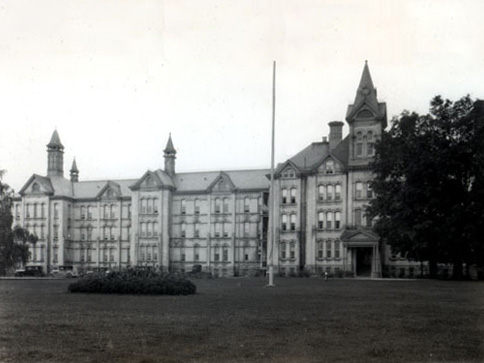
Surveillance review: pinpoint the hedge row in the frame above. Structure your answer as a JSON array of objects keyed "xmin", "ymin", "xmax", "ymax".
[{"xmin": 68, "ymin": 270, "xmax": 196, "ymax": 295}]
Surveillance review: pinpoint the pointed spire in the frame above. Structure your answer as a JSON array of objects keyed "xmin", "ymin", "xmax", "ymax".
[
  {"xmin": 47, "ymin": 129, "xmax": 64, "ymax": 177},
  {"xmin": 70, "ymin": 158, "xmax": 79, "ymax": 182},
  {"xmin": 164, "ymin": 133, "xmax": 176, "ymax": 155},
  {"xmin": 163, "ymin": 134, "xmax": 176, "ymax": 176},
  {"xmin": 47, "ymin": 129, "xmax": 64, "ymax": 149},
  {"xmin": 353, "ymin": 60, "xmax": 379, "ymax": 111},
  {"xmin": 71, "ymin": 158, "xmax": 78, "ymax": 172},
  {"xmin": 357, "ymin": 60, "xmax": 375, "ymax": 92}
]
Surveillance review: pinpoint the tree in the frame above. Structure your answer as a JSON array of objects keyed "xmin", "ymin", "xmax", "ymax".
[
  {"xmin": 0, "ymin": 170, "xmax": 37, "ymax": 275},
  {"xmin": 368, "ymin": 96, "xmax": 484, "ymax": 279}
]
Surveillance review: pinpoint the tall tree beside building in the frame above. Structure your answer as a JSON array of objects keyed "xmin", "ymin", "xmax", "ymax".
[
  {"xmin": 368, "ymin": 96, "xmax": 484, "ymax": 278},
  {"xmin": 0, "ymin": 171, "xmax": 36, "ymax": 275}
]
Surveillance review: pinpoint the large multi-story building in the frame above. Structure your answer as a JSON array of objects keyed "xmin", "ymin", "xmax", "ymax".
[{"xmin": 12, "ymin": 63, "xmax": 422, "ymax": 278}]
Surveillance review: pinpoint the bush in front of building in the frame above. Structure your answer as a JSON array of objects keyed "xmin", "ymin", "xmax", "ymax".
[{"xmin": 68, "ymin": 268, "xmax": 196, "ymax": 295}]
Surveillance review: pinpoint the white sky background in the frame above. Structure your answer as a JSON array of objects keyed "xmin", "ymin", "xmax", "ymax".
[{"xmin": 1, "ymin": 0, "xmax": 483, "ymax": 191}]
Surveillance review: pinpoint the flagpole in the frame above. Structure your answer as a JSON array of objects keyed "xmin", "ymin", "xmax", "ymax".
[{"xmin": 267, "ymin": 60, "xmax": 276, "ymax": 287}]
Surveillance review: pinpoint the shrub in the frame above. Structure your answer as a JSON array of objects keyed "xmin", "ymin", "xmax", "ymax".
[{"xmin": 68, "ymin": 268, "xmax": 196, "ymax": 295}]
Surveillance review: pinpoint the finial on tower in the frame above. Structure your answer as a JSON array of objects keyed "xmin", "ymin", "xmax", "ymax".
[{"xmin": 47, "ymin": 129, "xmax": 64, "ymax": 177}]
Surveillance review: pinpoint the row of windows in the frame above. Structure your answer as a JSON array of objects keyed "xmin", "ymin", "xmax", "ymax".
[
  {"xmin": 20, "ymin": 203, "xmax": 133, "ymax": 221},
  {"xmin": 355, "ymin": 182, "xmax": 373, "ymax": 199},
  {"xmin": 281, "ymin": 188, "xmax": 297, "ymax": 204},
  {"xmin": 140, "ymin": 222, "xmax": 159, "ymax": 238},
  {"xmin": 317, "ymin": 211, "xmax": 342, "ymax": 230},
  {"xmin": 281, "ymin": 214, "xmax": 297, "ymax": 231},
  {"xmin": 317, "ymin": 240, "xmax": 341, "ymax": 259},
  {"xmin": 139, "ymin": 245, "xmax": 158, "ymax": 261},
  {"xmin": 180, "ymin": 197, "xmax": 263, "ymax": 215},
  {"xmin": 355, "ymin": 131, "xmax": 375, "ymax": 157},
  {"xmin": 140, "ymin": 198, "xmax": 159, "ymax": 214},
  {"xmin": 318, "ymin": 184, "xmax": 342, "ymax": 202},
  {"xmin": 280, "ymin": 242, "xmax": 296, "ymax": 259},
  {"xmin": 179, "ymin": 222, "xmax": 260, "ymax": 238}
]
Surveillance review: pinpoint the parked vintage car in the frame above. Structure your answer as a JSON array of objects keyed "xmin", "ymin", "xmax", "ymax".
[
  {"xmin": 47, "ymin": 265, "xmax": 78, "ymax": 278},
  {"xmin": 14, "ymin": 266, "xmax": 44, "ymax": 277}
]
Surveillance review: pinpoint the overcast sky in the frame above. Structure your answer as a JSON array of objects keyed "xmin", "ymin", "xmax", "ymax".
[{"xmin": 1, "ymin": 0, "xmax": 483, "ymax": 191}]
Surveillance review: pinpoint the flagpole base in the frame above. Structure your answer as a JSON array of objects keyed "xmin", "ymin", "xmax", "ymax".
[{"xmin": 265, "ymin": 265, "xmax": 276, "ymax": 288}]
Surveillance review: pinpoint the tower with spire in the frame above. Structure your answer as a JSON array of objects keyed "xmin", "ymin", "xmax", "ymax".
[
  {"xmin": 163, "ymin": 134, "xmax": 176, "ymax": 176},
  {"xmin": 70, "ymin": 159, "xmax": 79, "ymax": 182},
  {"xmin": 47, "ymin": 130, "xmax": 64, "ymax": 177},
  {"xmin": 346, "ymin": 61, "xmax": 387, "ymax": 167}
]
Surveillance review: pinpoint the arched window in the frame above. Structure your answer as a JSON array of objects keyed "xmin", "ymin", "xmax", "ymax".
[
  {"xmin": 326, "ymin": 185, "xmax": 333, "ymax": 201},
  {"xmin": 282, "ymin": 188, "xmax": 288, "ymax": 204},
  {"xmin": 326, "ymin": 212, "xmax": 333, "ymax": 229},
  {"xmin": 103, "ymin": 205, "xmax": 108, "ymax": 219},
  {"xmin": 33, "ymin": 203, "xmax": 38, "ymax": 218},
  {"xmin": 222, "ymin": 245, "xmax": 229, "ymax": 262},
  {"xmin": 355, "ymin": 182, "xmax": 363, "ymax": 199},
  {"xmin": 181, "ymin": 223, "xmax": 186, "ymax": 238},
  {"xmin": 194, "ymin": 199, "xmax": 200, "ymax": 215},
  {"xmin": 214, "ymin": 223, "xmax": 221, "ymax": 238},
  {"xmin": 146, "ymin": 198, "xmax": 152, "ymax": 214},
  {"xmin": 335, "ymin": 212, "xmax": 341, "ymax": 229},
  {"xmin": 214, "ymin": 245, "xmax": 220, "ymax": 261},
  {"xmin": 318, "ymin": 212, "xmax": 324, "ymax": 230},
  {"xmin": 290, "ymin": 214, "xmax": 296, "ymax": 231},
  {"xmin": 356, "ymin": 131, "xmax": 363, "ymax": 157},
  {"xmin": 281, "ymin": 214, "xmax": 288, "ymax": 231},
  {"xmin": 335, "ymin": 184, "xmax": 341, "ymax": 201},
  {"xmin": 32, "ymin": 183, "xmax": 40, "ymax": 193},
  {"xmin": 110, "ymin": 205, "xmax": 116, "ymax": 219},
  {"xmin": 181, "ymin": 199, "xmax": 186, "ymax": 214},
  {"xmin": 367, "ymin": 131, "xmax": 375, "ymax": 156},
  {"xmin": 223, "ymin": 198, "xmax": 229, "ymax": 213},
  {"xmin": 215, "ymin": 198, "xmax": 221, "ymax": 214},
  {"xmin": 318, "ymin": 185, "xmax": 325, "ymax": 202},
  {"xmin": 290, "ymin": 188, "xmax": 297, "ymax": 204}
]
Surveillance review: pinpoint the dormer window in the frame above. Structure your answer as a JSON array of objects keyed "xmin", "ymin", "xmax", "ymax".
[
  {"xmin": 32, "ymin": 183, "xmax": 40, "ymax": 193},
  {"xmin": 282, "ymin": 168, "xmax": 295, "ymax": 179},
  {"xmin": 325, "ymin": 159, "xmax": 334, "ymax": 174}
]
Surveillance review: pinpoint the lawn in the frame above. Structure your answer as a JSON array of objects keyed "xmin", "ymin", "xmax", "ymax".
[{"xmin": 0, "ymin": 277, "xmax": 482, "ymax": 363}]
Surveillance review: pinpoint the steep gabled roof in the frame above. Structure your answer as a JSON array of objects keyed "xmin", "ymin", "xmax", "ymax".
[
  {"xmin": 289, "ymin": 142, "xmax": 330, "ymax": 172},
  {"xmin": 174, "ymin": 169, "xmax": 270, "ymax": 192},
  {"xmin": 72, "ymin": 179, "xmax": 137, "ymax": 199},
  {"xmin": 130, "ymin": 169, "xmax": 175, "ymax": 191},
  {"xmin": 18, "ymin": 174, "xmax": 54, "ymax": 196},
  {"xmin": 340, "ymin": 228, "xmax": 380, "ymax": 242}
]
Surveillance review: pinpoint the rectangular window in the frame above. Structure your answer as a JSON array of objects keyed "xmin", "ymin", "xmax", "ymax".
[
  {"xmin": 318, "ymin": 212, "xmax": 324, "ymax": 230},
  {"xmin": 281, "ymin": 243, "xmax": 286, "ymax": 259},
  {"xmin": 290, "ymin": 214, "xmax": 296, "ymax": 231},
  {"xmin": 194, "ymin": 199, "xmax": 200, "ymax": 215},
  {"xmin": 290, "ymin": 189, "xmax": 296, "ymax": 204},
  {"xmin": 367, "ymin": 142, "xmax": 374, "ymax": 156},
  {"xmin": 326, "ymin": 185, "xmax": 333, "ymax": 201},
  {"xmin": 181, "ymin": 200, "xmax": 186, "ymax": 215},
  {"xmin": 356, "ymin": 182, "xmax": 363, "ymax": 199},
  {"xmin": 335, "ymin": 185, "xmax": 341, "ymax": 201},
  {"xmin": 282, "ymin": 189, "xmax": 288, "ymax": 204},
  {"xmin": 326, "ymin": 212, "xmax": 332, "ymax": 229},
  {"xmin": 223, "ymin": 224, "xmax": 229, "ymax": 238},
  {"xmin": 289, "ymin": 243, "xmax": 295, "ymax": 259},
  {"xmin": 318, "ymin": 242, "xmax": 324, "ymax": 259},
  {"xmin": 81, "ymin": 206, "xmax": 86, "ymax": 220},
  {"xmin": 214, "ymin": 249, "xmax": 220, "ymax": 261},
  {"xmin": 335, "ymin": 212, "xmax": 341, "ymax": 229},
  {"xmin": 181, "ymin": 253, "xmax": 185, "ymax": 262},
  {"xmin": 326, "ymin": 241, "xmax": 332, "ymax": 258},
  {"xmin": 223, "ymin": 198, "xmax": 229, "ymax": 213},
  {"xmin": 214, "ymin": 223, "xmax": 221, "ymax": 238},
  {"xmin": 334, "ymin": 241, "xmax": 340, "ymax": 258},
  {"xmin": 244, "ymin": 198, "xmax": 250, "ymax": 213},
  {"xmin": 222, "ymin": 248, "xmax": 228, "ymax": 261},
  {"xmin": 215, "ymin": 199, "xmax": 221, "ymax": 214},
  {"xmin": 318, "ymin": 185, "xmax": 325, "ymax": 202},
  {"xmin": 367, "ymin": 183, "xmax": 373, "ymax": 199}
]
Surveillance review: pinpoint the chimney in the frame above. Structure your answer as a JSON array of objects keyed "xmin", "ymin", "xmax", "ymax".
[{"xmin": 328, "ymin": 121, "xmax": 344, "ymax": 150}]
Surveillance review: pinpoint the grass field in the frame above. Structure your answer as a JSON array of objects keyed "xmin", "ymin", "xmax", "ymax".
[{"xmin": 0, "ymin": 277, "xmax": 482, "ymax": 363}]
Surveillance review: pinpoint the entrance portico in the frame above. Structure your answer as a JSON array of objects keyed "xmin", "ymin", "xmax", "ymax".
[{"xmin": 341, "ymin": 229, "xmax": 381, "ymax": 278}]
